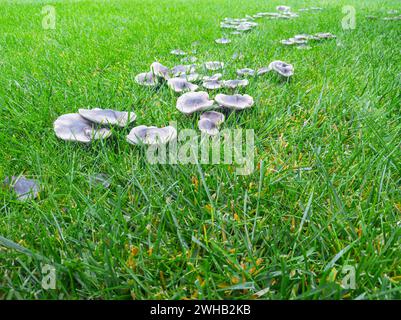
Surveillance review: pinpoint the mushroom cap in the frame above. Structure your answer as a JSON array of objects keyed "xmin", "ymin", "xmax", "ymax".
[
  {"xmin": 167, "ymin": 77, "xmax": 199, "ymax": 93},
  {"xmin": 171, "ymin": 64, "xmax": 196, "ymax": 77},
  {"xmin": 215, "ymin": 94, "xmax": 254, "ymax": 110},
  {"xmin": 170, "ymin": 49, "xmax": 187, "ymax": 56},
  {"xmin": 268, "ymin": 60, "xmax": 294, "ymax": 77},
  {"xmin": 135, "ymin": 71, "xmax": 158, "ymax": 86},
  {"xmin": 176, "ymin": 91, "xmax": 214, "ymax": 114},
  {"xmin": 202, "ymin": 73, "xmax": 222, "ymax": 81},
  {"xmin": 126, "ymin": 125, "xmax": 177, "ymax": 145},
  {"xmin": 256, "ymin": 67, "xmax": 271, "ymax": 75},
  {"xmin": 223, "ymin": 79, "xmax": 249, "ymax": 89},
  {"xmin": 179, "ymin": 72, "xmax": 201, "ymax": 82},
  {"xmin": 204, "ymin": 61, "xmax": 224, "ymax": 71},
  {"xmin": 215, "ymin": 38, "xmax": 231, "ymax": 44},
  {"xmin": 315, "ymin": 32, "xmax": 336, "ymax": 39},
  {"xmin": 236, "ymin": 68, "xmax": 255, "ymax": 77},
  {"xmin": 54, "ymin": 113, "xmax": 112, "ymax": 143},
  {"xmin": 276, "ymin": 5, "xmax": 291, "ymax": 12},
  {"xmin": 197, "ymin": 119, "xmax": 220, "ymax": 136},
  {"xmin": 78, "ymin": 108, "xmax": 136, "ymax": 127},
  {"xmin": 200, "ymin": 111, "xmax": 225, "ymax": 125},
  {"xmin": 4, "ymin": 176, "xmax": 39, "ymax": 201},
  {"xmin": 203, "ymin": 80, "xmax": 224, "ymax": 90},
  {"xmin": 151, "ymin": 62, "xmax": 171, "ymax": 79},
  {"xmin": 280, "ymin": 39, "xmax": 296, "ymax": 45}
]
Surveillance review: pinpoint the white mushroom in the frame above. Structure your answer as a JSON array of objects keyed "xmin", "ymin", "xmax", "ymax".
[
  {"xmin": 135, "ymin": 71, "xmax": 158, "ymax": 86},
  {"xmin": 78, "ymin": 108, "xmax": 136, "ymax": 127},
  {"xmin": 151, "ymin": 62, "xmax": 171, "ymax": 80},
  {"xmin": 127, "ymin": 125, "xmax": 177, "ymax": 145},
  {"xmin": 315, "ymin": 32, "xmax": 336, "ymax": 39},
  {"xmin": 203, "ymin": 74, "xmax": 222, "ymax": 81},
  {"xmin": 167, "ymin": 77, "xmax": 198, "ymax": 93},
  {"xmin": 236, "ymin": 68, "xmax": 255, "ymax": 77},
  {"xmin": 54, "ymin": 113, "xmax": 112, "ymax": 143},
  {"xmin": 215, "ymin": 38, "xmax": 231, "ymax": 44},
  {"xmin": 170, "ymin": 49, "xmax": 187, "ymax": 56},
  {"xmin": 256, "ymin": 67, "xmax": 271, "ymax": 76},
  {"xmin": 4, "ymin": 176, "xmax": 39, "ymax": 201},
  {"xmin": 215, "ymin": 94, "xmax": 254, "ymax": 110},
  {"xmin": 198, "ymin": 111, "xmax": 225, "ymax": 136},
  {"xmin": 176, "ymin": 91, "xmax": 214, "ymax": 115},
  {"xmin": 204, "ymin": 61, "xmax": 224, "ymax": 71},
  {"xmin": 203, "ymin": 80, "xmax": 224, "ymax": 90},
  {"xmin": 268, "ymin": 60, "xmax": 294, "ymax": 77},
  {"xmin": 223, "ymin": 79, "xmax": 249, "ymax": 89}
]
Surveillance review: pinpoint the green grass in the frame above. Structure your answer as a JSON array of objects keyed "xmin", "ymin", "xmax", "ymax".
[{"xmin": 1, "ymin": 0, "xmax": 401, "ymax": 300}]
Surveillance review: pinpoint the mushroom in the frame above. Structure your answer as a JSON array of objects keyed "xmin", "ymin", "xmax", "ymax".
[
  {"xmin": 167, "ymin": 77, "xmax": 198, "ymax": 93},
  {"xmin": 198, "ymin": 111, "xmax": 225, "ymax": 136},
  {"xmin": 126, "ymin": 125, "xmax": 177, "ymax": 145},
  {"xmin": 78, "ymin": 108, "xmax": 136, "ymax": 127},
  {"xmin": 179, "ymin": 72, "xmax": 201, "ymax": 82},
  {"xmin": 236, "ymin": 68, "xmax": 255, "ymax": 77},
  {"xmin": 215, "ymin": 94, "xmax": 254, "ymax": 110},
  {"xmin": 135, "ymin": 71, "xmax": 158, "ymax": 86},
  {"xmin": 215, "ymin": 38, "xmax": 231, "ymax": 44},
  {"xmin": 54, "ymin": 113, "xmax": 112, "ymax": 143},
  {"xmin": 170, "ymin": 49, "xmax": 187, "ymax": 56},
  {"xmin": 268, "ymin": 60, "xmax": 294, "ymax": 77},
  {"xmin": 204, "ymin": 61, "xmax": 224, "ymax": 71},
  {"xmin": 314, "ymin": 32, "xmax": 336, "ymax": 39},
  {"xmin": 276, "ymin": 5, "xmax": 291, "ymax": 12},
  {"xmin": 223, "ymin": 79, "xmax": 249, "ymax": 89},
  {"xmin": 151, "ymin": 62, "xmax": 171, "ymax": 80},
  {"xmin": 203, "ymin": 73, "xmax": 222, "ymax": 81},
  {"xmin": 4, "ymin": 175, "xmax": 39, "ymax": 201},
  {"xmin": 171, "ymin": 64, "xmax": 196, "ymax": 77},
  {"xmin": 256, "ymin": 67, "xmax": 271, "ymax": 76},
  {"xmin": 203, "ymin": 79, "xmax": 224, "ymax": 90},
  {"xmin": 176, "ymin": 91, "xmax": 215, "ymax": 114}
]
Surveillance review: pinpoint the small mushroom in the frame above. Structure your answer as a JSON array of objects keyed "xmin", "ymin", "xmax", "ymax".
[
  {"xmin": 203, "ymin": 73, "xmax": 222, "ymax": 81},
  {"xmin": 215, "ymin": 38, "xmax": 231, "ymax": 44},
  {"xmin": 127, "ymin": 125, "xmax": 177, "ymax": 145},
  {"xmin": 171, "ymin": 64, "xmax": 196, "ymax": 77},
  {"xmin": 276, "ymin": 5, "xmax": 291, "ymax": 12},
  {"xmin": 167, "ymin": 77, "xmax": 198, "ymax": 93},
  {"xmin": 4, "ymin": 175, "xmax": 39, "ymax": 201},
  {"xmin": 236, "ymin": 68, "xmax": 255, "ymax": 77},
  {"xmin": 204, "ymin": 61, "xmax": 224, "ymax": 71},
  {"xmin": 223, "ymin": 79, "xmax": 249, "ymax": 89},
  {"xmin": 256, "ymin": 67, "xmax": 271, "ymax": 76},
  {"xmin": 315, "ymin": 32, "xmax": 336, "ymax": 39},
  {"xmin": 170, "ymin": 49, "xmax": 187, "ymax": 56},
  {"xmin": 215, "ymin": 94, "xmax": 254, "ymax": 110},
  {"xmin": 179, "ymin": 72, "xmax": 201, "ymax": 82},
  {"xmin": 78, "ymin": 108, "xmax": 136, "ymax": 127},
  {"xmin": 54, "ymin": 113, "xmax": 112, "ymax": 143},
  {"xmin": 176, "ymin": 91, "xmax": 215, "ymax": 115},
  {"xmin": 151, "ymin": 62, "xmax": 171, "ymax": 80},
  {"xmin": 268, "ymin": 60, "xmax": 294, "ymax": 77},
  {"xmin": 203, "ymin": 79, "xmax": 224, "ymax": 90},
  {"xmin": 135, "ymin": 71, "xmax": 158, "ymax": 86},
  {"xmin": 198, "ymin": 111, "xmax": 225, "ymax": 136}
]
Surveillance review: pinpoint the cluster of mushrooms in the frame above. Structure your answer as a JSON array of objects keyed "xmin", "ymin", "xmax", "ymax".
[{"xmin": 280, "ymin": 32, "xmax": 336, "ymax": 49}]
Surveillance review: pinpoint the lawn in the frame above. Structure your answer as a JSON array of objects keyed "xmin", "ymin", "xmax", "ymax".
[{"xmin": 0, "ymin": 0, "xmax": 400, "ymax": 300}]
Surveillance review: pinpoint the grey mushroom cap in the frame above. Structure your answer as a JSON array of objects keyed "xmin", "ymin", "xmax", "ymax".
[
  {"xmin": 151, "ymin": 62, "xmax": 171, "ymax": 79},
  {"xmin": 167, "ymin": 77, "xmax": 199, "ymax": 93},
  {"xmin": 4, "ymin": 176, "xmax": 39, "ymax": 201},
  {"xmin": 202, "ymin": 73, "xmax": 222, "ymax": 81},
  {"xmin": 135, "ymin": 71, "xmax": 158, "ymax": 86},
  {"xmin": 276, "ymin": 5, "xmax": 291, "ymax": 12},
  {"xmin": 215, "ymin": 38, "xmax": 231, "ymax": 44},
  {"xmin": 203, "ymin": 80, "xmax": 224, "ymax": 90},
  {"xmin": 256, "ymin": 67, "xmax": 271, "ymax": 75},
  {"xmin": 200, "ymin": 111, "xmax": 225, "ymax": 125},
  {"xmin": 170, "ymin": 49, "xmax": 187, "ymax": 56},
  {"xmin": 204, "ymin": 61, "xmax": 224, "ymax": 71},
  {"xmin": 223, "ymin": 79, "xmax": 249, "ymax": 89},
  {"xmin": 171, "ymin": 64, "xmax": 196, "ymax": 77},
  {"xmin": 176, "ymin": 91, "xmax": 214, "ymax": 114},
  {"xmin": 197, "ymin": 119, "xmax": 220, "ymax": 136},
  {"xmin": 236, "ymin": 68, "xmax": 255, "ymax": 77},
  {"xmin": 179, "ymin": 72, "xmax": 201, "ymax": 82},
  {"xmin": 215, "ymin": 94, "xmax": 254, "ymax": 110},
  {"xmin": 127, "ymin": 125, "xmax": 177, "ymax": 145},
  {"xmin": 54, "ymin": 113, "xmax": 112, "ymax": 143},
  {"xmin": 268, "ymin": 60, "xmax": 294, "ymax": 77},
  {"xmin": 78, "ymin": 108, "xmax": 136, "ymax": 127}
]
